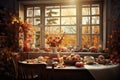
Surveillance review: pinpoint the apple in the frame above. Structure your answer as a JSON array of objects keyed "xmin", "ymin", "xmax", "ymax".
[
  {"xmin": 52, "ymin": 58, "xmax": 59, "ymax": 62},
  {"xmin": 116, "ymin": 59, "xmax": 120, "ymax": 63},
  {"xmin": 66, "ymin": 56, "xmax": 72, "ymax": 61},
  {"xmin": 75, "ymin": 62, "xmax": 84, "ymax": 67},
  {"xmin": 62, "ymin": 55, "xmax": 67, "ymax": 60},
  {"xmin": 73, "ymin": 54, "xmax": 81, "ymax": 60}
]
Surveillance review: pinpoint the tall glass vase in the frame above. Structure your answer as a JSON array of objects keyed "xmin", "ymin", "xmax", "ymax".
[{"xmin": 51, "ymin": 47, "xmax": 57, "ymax": 54}]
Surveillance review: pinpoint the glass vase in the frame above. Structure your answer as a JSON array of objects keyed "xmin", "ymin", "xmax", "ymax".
[{"xmin": 51, "ymin": 47, "xmax": 57, "ymax": 54}]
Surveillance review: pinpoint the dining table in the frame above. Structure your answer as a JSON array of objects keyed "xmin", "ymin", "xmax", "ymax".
[
  {"xmin": 19, "ymin": 61, "xmax": 120, "ymax": 80},
  {"xmin": 47, "ymin": 64, "xmax": 120, "ymax": 80}
]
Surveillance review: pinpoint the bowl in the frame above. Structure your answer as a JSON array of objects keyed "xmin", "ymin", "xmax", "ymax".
[{"xmin": 64, "ymin": 60, "xmax": 78, "ymax": 66}]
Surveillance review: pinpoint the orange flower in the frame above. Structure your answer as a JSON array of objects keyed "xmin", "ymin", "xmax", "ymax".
[{"xmin": 46, "ymin": 32, "xmax": 65, "ymax": 47}]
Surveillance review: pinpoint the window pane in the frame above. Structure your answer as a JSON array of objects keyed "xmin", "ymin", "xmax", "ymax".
[
  {"xmin": 82, "ymin": 17, "xmax": 90, "ymax": 24},
  {"xmin": 92, "ymin": 4, "xmax": 100, "ymax": 15},
  {"xmin": 27, "ymin": 7, "xmax": 33, "ymax": 17},
  {"xmin": 82, "ymin": 26, "xmax": 90, "ymax": 34},
  {"xmin": 61, "ymin": 35, "xmax": 76, "ymax": 47},
  {"xmin": 34, "ymin": 26, "xmax": 41, "ymax": 47},
  {"xmin": 92, "ymin": 26, "xmax": 100, "ymax": 34},
  {"xmin": 26, "ymin": 18, "xmax": 33, "ymax": 25},
  {"xmin": 34, "ymin": 25, "xmax": 41, "ymax": 32},
  {"xmin": 35, "ymin": 34, "xmax": 40, "ymax": 47},
  {"xmin": 34, "ymin": 18, "xmax": 40, "ymax": 25},
  {"xmin": 45, "ymin": 17, "xmax": 60, "ymax": 25},
  {"xmin": 92, "ymin": 35, "xmax": 99, "ymax": 47},
  {"xmin": 61, "ymin": 26, "xmax": 76, "ymax": 34},
  {"xmin": 61, "ymin": 8, "xmax": 76, "ymax": 16},
  {"xmin": 82, "ymin": 8, "xmax": 90, "ymax": 15},
  {"xmin": 81, "ymin": 35, "xmax": 90, "ymax": 48},
  {"xmin": 45, "ymin": 26, "xmax": 60, "ymax": 34},
  {"xmin": 92, "ymin": 16, "xmax": 99, "ymax": 24},
  {"xmin": 61, "ymin": 17, "xmax": 76, "ymax": 25},
  {"xmin": 34, "ymin": 7, "xmax": 41, "ymax": 17},
  {"xmin": 45, "ymin": 9, "xmax": 60, "ymax": 17}
]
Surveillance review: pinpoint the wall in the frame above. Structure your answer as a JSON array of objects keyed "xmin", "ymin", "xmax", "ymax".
[
  {"xmin": 0, "ymin": 0, "xmax": 19, "ymax": 16},
  {"xmin": 111, "ymin": 0, "xmax": 120, "ymax": 30}
]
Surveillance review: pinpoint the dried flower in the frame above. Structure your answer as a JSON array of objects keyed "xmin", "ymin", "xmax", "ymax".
[{"xmin": 46, "ymin": 32, "xmax": 65, "ymax": 47}]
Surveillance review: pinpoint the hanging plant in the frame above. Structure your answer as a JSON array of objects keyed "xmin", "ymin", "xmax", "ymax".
[{"xmin": 12, "ymin": 18, "xmax": 35, "ymax": 52}]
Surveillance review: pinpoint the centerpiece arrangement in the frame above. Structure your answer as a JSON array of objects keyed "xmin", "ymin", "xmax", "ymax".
[{"xmin": 46, "ymin": 32, "xmax": 65, "ymax": 53}]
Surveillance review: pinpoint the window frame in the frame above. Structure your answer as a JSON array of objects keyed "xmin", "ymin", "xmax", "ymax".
[
  {"xmin": 23, "ymin": 1, "xmax": 103, "ymax": 49},
  {"xmin": 79, "ymin": 3, "xmax": 103, "ymax": 48}
]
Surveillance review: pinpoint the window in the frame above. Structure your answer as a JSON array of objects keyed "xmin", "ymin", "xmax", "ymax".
[
  {"xmin": 26, "ymin": 6, "xmax": 41, "ymax": 47},
  {"xmin": 81, "ymin": 4, "xmax": 101, "ymax": 48},
  {"xmin": 24, "ymin": 2, "xmax": 102, "ymax": 49},
  {"xmin": 45, "ymin": 5, "xmax": 77, "ymax": 47}
]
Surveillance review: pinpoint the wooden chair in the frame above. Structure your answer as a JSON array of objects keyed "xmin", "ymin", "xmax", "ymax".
[{"xmin": 18, "ymin": 62, "xmax": 47, "ymax": 80}]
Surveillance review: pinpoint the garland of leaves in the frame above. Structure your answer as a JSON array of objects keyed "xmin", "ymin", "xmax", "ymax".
[{"xmin": 108, "ymin": 30, "xmax": 120, "ymax": 63}]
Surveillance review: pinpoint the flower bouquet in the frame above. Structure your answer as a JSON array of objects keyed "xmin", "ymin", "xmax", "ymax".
[{"xmin": 46, "ymin": 32, "xmax": 65, "ymax": 53}]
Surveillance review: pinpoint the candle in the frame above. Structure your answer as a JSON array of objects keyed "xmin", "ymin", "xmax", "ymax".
[
  {"xmin": 57, "ymin": 53, "xmax": 60, "ymax": 58},
  {"xmin": 98, "ymin": 44, "xmax": 102, "ymax": 49}
]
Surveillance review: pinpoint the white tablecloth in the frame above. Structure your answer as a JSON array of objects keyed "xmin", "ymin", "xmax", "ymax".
[{"xmin": 85, "ymin": 64, "xmax": 120, "ymax": 80}]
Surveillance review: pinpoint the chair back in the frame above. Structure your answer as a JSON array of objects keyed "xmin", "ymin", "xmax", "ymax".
[{"xmin": 18, "ymin": 62, "xmax": 47, "ymax": 80}]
